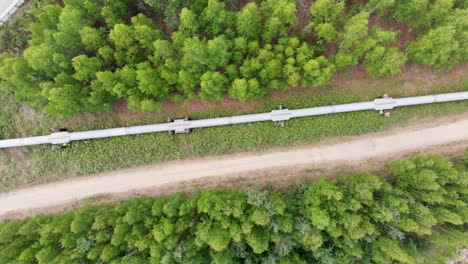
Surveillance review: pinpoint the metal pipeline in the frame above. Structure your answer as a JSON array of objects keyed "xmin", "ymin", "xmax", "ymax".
[{"xmin": 0, "ymin": 91, "xmax": 467, "ymax": 149}]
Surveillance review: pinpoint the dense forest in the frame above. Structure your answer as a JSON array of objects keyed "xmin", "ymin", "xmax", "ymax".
[
  {"xmin": 0, "ymin": 0, "xmax": 466, "ymax": 115},
  {"xmin": 0, "ymin": 154, "xmax": 467, "ymax": 263}
]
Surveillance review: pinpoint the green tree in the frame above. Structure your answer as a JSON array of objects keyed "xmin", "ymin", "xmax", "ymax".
[
  {"xmin": 407, "ymin": 25, "xmax": 462, "ymax": 66},
  {"xmin": 199, "ymin": 71, "xmax": 228, "ymax": 100},
  {"xmin": 310, "ymin": 0, "xmax": 344, "ymax": 25},
  {"xmin": 246, "ymin": 228, "xmax": 270, "ymax": 254},
  {"xmin": 109, "ymin": 23, "xmax": 136, "ymax": 48},
  {"xmin": 153, "ymin": 40, "xmax": 174, "ymax": 64},
  {"xmin": 132, "ymin": 14, "xmax": 164, "ymax": 52},
  {"xmin": 71, "ymin": 207, "xmax": 96, "ymax": 234},
  {"xmin": 23, "ymin": 43, "xmax": 61, "ymax": 77},
  {"xmin": 394, "ymin": 0, "xmax": 453, "ymax": 28},
  {"xmin": 100, "ymin": 245, "xmax": 119, "ymax": 261},
  {"xmin": 236, "ymin": 3, "xmax": 262, "ymax": 40},
  {"xmin": 72, "ymin": 55, "xmax": 103, "ymax": 82},
  {"xmin": 181, "ymin": 37, "xmax": 208, "ymax": 73},
  {"xmin": 201, "ymin": 0, "xmax": 234, "ymax": 37},
  {"xmin": 53, "ymin": 5, "xmax": 91, "ymax": 51},
  {"xmin": 261, "ymin": 0, "xmax": 298, "ymax": 43},
  {"xmin": 388, "ymin": 155, "xmax": 465, "ymax": 234},
  {"xmin": 206, "ymin": 226, "xmax": 231, "ymax": 252},
  {"xmin": 136, "ymin": 62, "xmax": 170, "ymax": 100},
  {"xmin": 79, "ymin": 26, "xmax": 106, "ymax": 51},
  {"xmin": 0, "ymin": 56, "xmax": 46, "ymax": 107},
  {"xmin": 302, "ymin": 56, "xmax": 335, "ymax": 86},
  {"xmin": 101, "ymin": 0, "xmax": 133, "ymax": 27},
  {"xmin": 179, "ymin": 8, "xmax": 199, "ymax": 36},
  {"xmin": 394, "ymin": 0, "xmax": 429, "ymax": 26},
  {"xmin": 443, "ymin": 8, "xmax": 468, "ymax": 60},
  {"xmin": 341, "ymin": 11, "xmax": 369, "ymax": 51},
  {"xmin": 42, "ymin": 74, "xmax": 89, "ymax": 116},
  {"xmin": 229, "ymin": 78, "xmax": 263, "ymax": 100},
  {"xmin": 315, "ymin": 23, "xmax": 337, "ymax": 42},
  {"xmin": 178, "ymin": 70, "xmax": 198, "ymax": 98},
  {"xmin": 371, "ymin": 238, "xmax": 414, "ymax": 263},
  {"xmin": 207, "ymin": 36, "xmax": 231, "ymax": 70},
  {"xmin": 364, "ymin": 46, "xmax": 407, "ymax": 78}
]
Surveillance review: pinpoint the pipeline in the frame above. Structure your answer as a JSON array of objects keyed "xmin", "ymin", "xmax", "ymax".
[
  {"xmin": 0, "ymin": 0, "xmax": 25, "ymax": 26},
  {"xmin": 0, "ymin": 92, "xmax": 467, "ymax": 149}
]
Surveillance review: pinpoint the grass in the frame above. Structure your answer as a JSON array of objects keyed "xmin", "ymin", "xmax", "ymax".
[{"xmin": 0, "ymin": 77, "xmax": 466, "ymax": 191}]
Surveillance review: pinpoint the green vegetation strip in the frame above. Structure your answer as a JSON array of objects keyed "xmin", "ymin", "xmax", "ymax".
[
  {"xmin": 1, "ymin": 154, "xmax": 467, "ymax": 263},
  {"xmin": 0, "ymin": 80, "xmax": 467, "ymax": 191}
]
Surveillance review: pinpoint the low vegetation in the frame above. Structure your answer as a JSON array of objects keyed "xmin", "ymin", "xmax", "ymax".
[
  {"xmin": 0, "ymin": 154, "xmax": 467, "ymax": 263},
  {"xmin": 0, "ymin": 0, "xmax": 466, "ymax": 115},
  {"xmin": 0, "ymin": 78, "xmax": 467, "ymax": 191}
]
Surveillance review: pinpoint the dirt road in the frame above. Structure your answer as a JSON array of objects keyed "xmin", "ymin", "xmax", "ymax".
[{"xmin": 0, "ymin": 118, "xmax": 467, "ymax": 216}]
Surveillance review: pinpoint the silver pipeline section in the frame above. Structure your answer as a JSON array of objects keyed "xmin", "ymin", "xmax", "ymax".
[{"xmin": 0, "ymin": 92, "xmax": 467, "ymax": 149}]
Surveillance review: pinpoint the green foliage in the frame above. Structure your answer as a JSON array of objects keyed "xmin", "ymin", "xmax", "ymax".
[
  {"xmin": 407, "ymin": 25, "xmax": 463, "ymax": 66},
  {"xmin": 341, "ymin": 11, "xmax": 369, "ymax": 51},
  {"xmin": 394, "ymin": 0, "xmax": 454, "ymax": 29},
  {"xmin": 302, "ymin": 56, "xmax": 336, "ymax": 86},
  {"xmin": 206, "ymin": 36, "xmax": 231, "ymax": 70},
  {"xmin": 201, "ymin": 0, "xmax": 235, "ymax": 38},
  {"xmin": 200, "ymin": 71, "xmax": 229, "ymax": 100},
  {"xmin": 260, "ymin": 0, "xmax": 298, "ymax": 43},
  {"xmin": 79, "ymin": 26, "xmax": 106, "ymax": 51},
  {"xmin": 229, "ymin": 78, "xmax": 263, "ymax": 100},
  {"xmin": 0, "ymin": 0, "xmax": 466, "ymax": 115},
  {"xmin": 364, "ymin": 46, "xmax": 407, "ymax": 78},
  {"xmin": 72, "ymin": 55, "xmax": 104, "ymax": 82},
  {"xmin": 179, "ymin": 8, "xmax": 199, "ymax": 36},
  {"xmin": 236, "ymin": 3, "xmax": 262, "ymax": 40},
  {"xmin": 372, "ymin": 238, "xmax": 414, "ymax": 263},
  {"xmin": 310, "ymin": 0, "xmax": 345, "ymax": 25},
  {"xmin": 0, "ymin": 155, "xmax": 466, "ymax": 262},
  {"xmin": 315, "ymin": 22, "xmax": 338, "ymax": 42}
]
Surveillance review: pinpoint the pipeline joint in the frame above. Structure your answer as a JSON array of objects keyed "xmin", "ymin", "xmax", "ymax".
[{"xmin": 168, "ymin": 118, "xmax": 191, "ymax": 134}]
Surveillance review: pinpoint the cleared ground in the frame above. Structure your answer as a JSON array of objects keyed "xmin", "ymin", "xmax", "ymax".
[{"xmin": 0, "ymin": 117, "xmax": 467, "ymax": 217}]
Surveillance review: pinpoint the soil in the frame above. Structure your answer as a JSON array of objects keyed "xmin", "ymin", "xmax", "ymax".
[
  {"xmin": 296, "ymin": 0, "xmax": 312, "ymax": 31},
  {"xmin": 330, "ymin": 63, "xmax": 467, "ymax": 94},
  {"xmin": 1, "ymin": 116, "xmax": 467, "ymax": 220}
]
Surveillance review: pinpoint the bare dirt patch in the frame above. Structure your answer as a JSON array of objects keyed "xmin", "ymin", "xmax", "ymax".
[
  {"xmin": 296, "ymin": 0, "xmax": 312, "ymax": 31},
  {"xmin": 1, "ymin": 142, "xmax": 465, "ymax": 221},
  {"xmin": 330, "ymin": 63, "xmax": 468, "ymax": 95},
  {"xmin": 1, "ymin": 116, "xmax": 467, "ymax": 220},
  {"xmin": 111, "ymin": 96, "xmax": 262, "ymax": 126}
]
